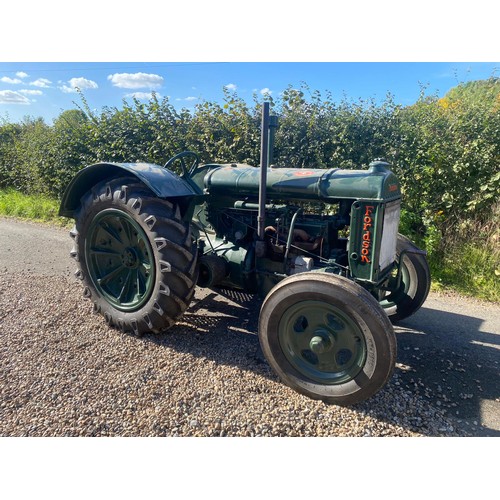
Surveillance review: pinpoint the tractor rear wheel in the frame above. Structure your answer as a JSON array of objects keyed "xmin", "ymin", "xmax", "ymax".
[
  {"xmin": 380, "ymin": 234, "xmax": 431, "ymax": 322},
  {"xmin": 258, "ymin": 273, "xmax": 396, "ymax": 405},
  {"xmin": 70, "ymin": 177, "xmax": 198, "ymax": 335}
]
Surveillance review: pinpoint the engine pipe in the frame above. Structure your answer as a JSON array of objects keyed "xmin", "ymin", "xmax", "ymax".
[{"xmin": 283, "ymin": 207, "xmax": 302, "ymax": 273}]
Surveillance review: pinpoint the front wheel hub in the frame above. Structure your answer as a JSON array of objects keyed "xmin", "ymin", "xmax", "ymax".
[
  {"xmin": 278, "ymin": 300, "xmax": 367, "ymax": 385},
  {"xmin": 309, "ymin": 330, "xmax": 335, "ymax": 354}
]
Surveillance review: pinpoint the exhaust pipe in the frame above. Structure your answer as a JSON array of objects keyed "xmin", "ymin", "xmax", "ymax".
[{"xmin": 257, "ymin": 101, "xmax": 270, "ymax": 241}]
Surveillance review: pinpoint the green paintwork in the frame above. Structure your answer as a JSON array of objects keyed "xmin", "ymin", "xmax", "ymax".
[
  {"xmin": 348, "ymin": 199, "xmax": 401, "ymax": 283},
  {"xmin": 202, "ymin": 163, "xmax": 400, "ymax": 203},
  {"xmin": 278, "ymin": 300, "xmax": 367, "ymax": 384},
  {"xmin": 86, "ymin": 209, "xmax": 155, "ymax": 311},
  {"xmin": 188, "ymin": 160, "xmax": 403, "ymax": 286},
  {"xmin": 348, "ymin": 201, "xmax": 383, "ymax": 282},
  {"xmin": 59, "ymin": 162, "xmax": 202, "ymax": 218},
  {"xmin": 201, "ymin": 236, "xmax": 256, "ymax": 292}
]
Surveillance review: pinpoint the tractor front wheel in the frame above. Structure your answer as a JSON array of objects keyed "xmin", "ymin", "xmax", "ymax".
[{"xmin": 258, "ymin": 273, "xmax": 396, "ymax": 405}]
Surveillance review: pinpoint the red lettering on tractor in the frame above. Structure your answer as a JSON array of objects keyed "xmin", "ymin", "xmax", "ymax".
[{"xmin": 360, "ymin": 206, "xmax": 374, "ymax": 264}]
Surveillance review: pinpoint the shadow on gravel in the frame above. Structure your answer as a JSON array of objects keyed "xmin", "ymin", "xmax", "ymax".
[
  {"xmin": 143, "ymin": 287, "xmax": 269, "ymax": 373},
  {"xmin": 394, "ymin": 307, "xmax": 500, "ymax": 437},
  {"xmin": 140, "ymin": 286, "xmax": 500, "ymax": 436}
]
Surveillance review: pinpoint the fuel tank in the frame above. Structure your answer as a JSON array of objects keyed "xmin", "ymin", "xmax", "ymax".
[{"xmin": 202, "ymin": 160, "xmax": 401, "ymax": 203}]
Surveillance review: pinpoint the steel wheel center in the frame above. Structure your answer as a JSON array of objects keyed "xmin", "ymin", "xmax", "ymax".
[
  {"xmin": 309, "ymin": 330, "xmax": 335, "ymax": 354},
  {"xmin": 278, "ymin": 300, "xmax": 367, "ymax": 385},
  {"xmin": 86, "ymin": 208, "xmax": 155, "ymax": 312},
  {"xmin": 121, "ymin": 247, "xmax": 139, "ymax": 268}
]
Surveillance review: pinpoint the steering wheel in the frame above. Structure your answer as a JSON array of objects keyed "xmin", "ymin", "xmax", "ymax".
[{"xmin": 163, "ymin": 151, "xmax": 199, "ymax": 178}]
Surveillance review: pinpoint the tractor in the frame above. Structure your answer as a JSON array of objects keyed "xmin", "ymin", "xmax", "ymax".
[{"xmin": 59, "ymin": 103, "xmax": 430, "ymax": 405}]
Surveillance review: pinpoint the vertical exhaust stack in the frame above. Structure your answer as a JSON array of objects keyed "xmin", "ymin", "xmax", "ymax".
[
  {"xmin": 257, "ymin": 101, "xmax": 270, "ymax": 241},
  {"xmin": 268, "ymin": 114, "xmax": 279, "ymax": 167}
]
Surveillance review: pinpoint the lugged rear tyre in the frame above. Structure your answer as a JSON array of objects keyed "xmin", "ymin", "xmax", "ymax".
[{"xmin": 70, "ymin": 177, "xmax": 198, "ymax": 335}]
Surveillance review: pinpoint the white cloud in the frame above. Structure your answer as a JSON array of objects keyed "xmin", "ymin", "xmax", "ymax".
[
  {"xmin": 69, "ymin": 77, "xmax": 98, "ymax": 90},
  {"xmin": 16, "ymin": 72, "xmax": 28, "ymax": 79},
  {"xmin": 0, "ymin": 77, "xmax": 22, "ymax": 84},
  {"xmin": 60, "ymin": 77, "xmax": 98, "ymax": 93},
  {"xmin": 224, "ymin": 83, "xmax": 237, "ymax": 91},
  {"xmin": 19, "ymin": 89, "xmax": 43, "ymax": 95},
  {"xmin": 108, "ymin": 72, "xmax": 163, "ymax": 89},
  {"xmin": 29, "ymin": 78, "xmax": 52, "ymax": 88},
  {"xmin": 176, "ymin": 96, "xmax": 197, "ymax": 102},
  {"xmin": 125, "ymin": 92, "xmax": 161, "ymax": 100},
  {"xmin": 0, "ymin": 90, "xmax": 31, "ymax": 105},
  {"xmin": 260, "ymin": 87, "xmax": 272, "ymax": 95}
]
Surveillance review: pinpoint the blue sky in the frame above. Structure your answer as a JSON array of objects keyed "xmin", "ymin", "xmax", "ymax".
[
  {"xmin": 1, "ymin": 2, "xmax": 497, "ymax": 125},
  {"xmin": 0, "ymin": 62, "xmax": 498, "ymax": 124}
]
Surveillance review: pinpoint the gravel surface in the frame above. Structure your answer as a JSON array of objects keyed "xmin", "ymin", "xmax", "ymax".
[
  {"xmin": 0, "ymin": 270, "xmax": 470, "ymax": 437},
  {"xmin": 1, "ymin": 217, "xmax": 498, "ymax": 437}
]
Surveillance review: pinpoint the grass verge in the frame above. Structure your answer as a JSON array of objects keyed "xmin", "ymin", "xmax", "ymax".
[
  {"xmin": 429, "ymin": 242, "xmax": 500, "ymax": 302},
  {"xmin": 0, "ymin": 189, "xmax": 71, "ymax": 227}
]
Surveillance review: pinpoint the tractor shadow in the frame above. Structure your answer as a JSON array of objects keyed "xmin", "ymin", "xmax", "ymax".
[
  {"xmin": 390, "ymin": 305, "xmax": 500, "ymax": 437},
  {"xmin": 143, "ymin": 286, "xmax": 500, "ymax": 436},
  {"xmin": 143, "ymin": 286, "xmax": 268, "ymax": 373}
]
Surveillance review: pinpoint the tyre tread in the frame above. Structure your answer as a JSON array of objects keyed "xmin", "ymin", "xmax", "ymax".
[{"xmin": 71, "ymin": 176, "xmax": 198, "ymax": 335}]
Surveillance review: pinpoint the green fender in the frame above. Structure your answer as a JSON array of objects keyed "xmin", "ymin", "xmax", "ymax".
[{"xmin": 59, "ymin": 162, "xmax": 203, "ymax": 217}]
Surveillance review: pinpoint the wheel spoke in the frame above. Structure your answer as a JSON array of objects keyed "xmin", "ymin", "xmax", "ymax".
[
  {"xmin": 316, "ymin": 351, "xmax": 341, "ymax": 371},
  {"xmin": 97, "ymin": 264, "xmax": 126, "ymax": 286},
  {"xmin": 334, "ymin": 331, "xmax": 360, "ymax": 353},
  {"xmin": 118, "ymin": 269, "xmax": 133, "ymax": 302},
  {"xmin": 99, "ymin": 220, "xmax": 123, "ymax": 245},
  {"xmin": 295, "ymin": 326, "xmax": 317, "ymax": 352},
  {"xmin": 89, "ymin": 246, "xmax": 121, "ymax": 256},
  {"xmin": 117, "ymin": 216, "xmax": 134, "ymax": 246},
  {"xmin": 137, "ymin": 267, "xmax": 146, "ymax": 294}
]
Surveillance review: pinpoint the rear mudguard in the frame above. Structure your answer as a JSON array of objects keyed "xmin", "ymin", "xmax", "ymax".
[{"xmin": 59, "ymin": 162, "xmax": 203, "ymax": 218}]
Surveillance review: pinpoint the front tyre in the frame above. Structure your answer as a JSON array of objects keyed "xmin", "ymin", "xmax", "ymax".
[
  {"xmin": 380, "ymin": 234, "xmax": 431, "ymax": 322},
  {"xmin": 258, "ymin": 273, "xmax": 397, "ymax": 405},
  {"xmin": 71, "ymin": 177, "xmax": 198, "ymax": 335}
]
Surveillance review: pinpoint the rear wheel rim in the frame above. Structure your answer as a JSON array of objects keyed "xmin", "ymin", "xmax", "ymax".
[
  {"xmin": 278, "ymin": 300, "xmax": 367, "ymax": 384},
  {"xmin": 86, "ymin": 209, "xmax": 155, "ymax": 311}
]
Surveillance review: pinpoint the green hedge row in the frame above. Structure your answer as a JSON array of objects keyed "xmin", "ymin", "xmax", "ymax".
[{"xmin": 1, "ymin": 79, "xmax": 499, "ymax": 252}]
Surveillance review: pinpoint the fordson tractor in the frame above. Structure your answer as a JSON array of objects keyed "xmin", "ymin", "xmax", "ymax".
[{"xmin": 59, "ymin": 103, "xmax": 430, "ymax": 405}]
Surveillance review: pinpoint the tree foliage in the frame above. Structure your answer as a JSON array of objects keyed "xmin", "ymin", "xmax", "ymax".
[{"xmin": 0, "ymin": 77, "xmax": 498, "ymax": 252}]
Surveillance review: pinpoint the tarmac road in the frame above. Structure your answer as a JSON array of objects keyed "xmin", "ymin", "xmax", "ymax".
[{"xmin": 1, "ymin": 216, "xmax": 499, "ymax": 436}]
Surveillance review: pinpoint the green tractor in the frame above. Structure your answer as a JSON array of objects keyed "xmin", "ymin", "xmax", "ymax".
[{"xmin": 59, "ymin": 103, "xmax": 430, "ymax": 405}]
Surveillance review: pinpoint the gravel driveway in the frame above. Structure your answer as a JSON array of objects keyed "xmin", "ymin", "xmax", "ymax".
[{"xmin": 1, "ymin": 217, "xmax": 499, "ymax": 437}]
